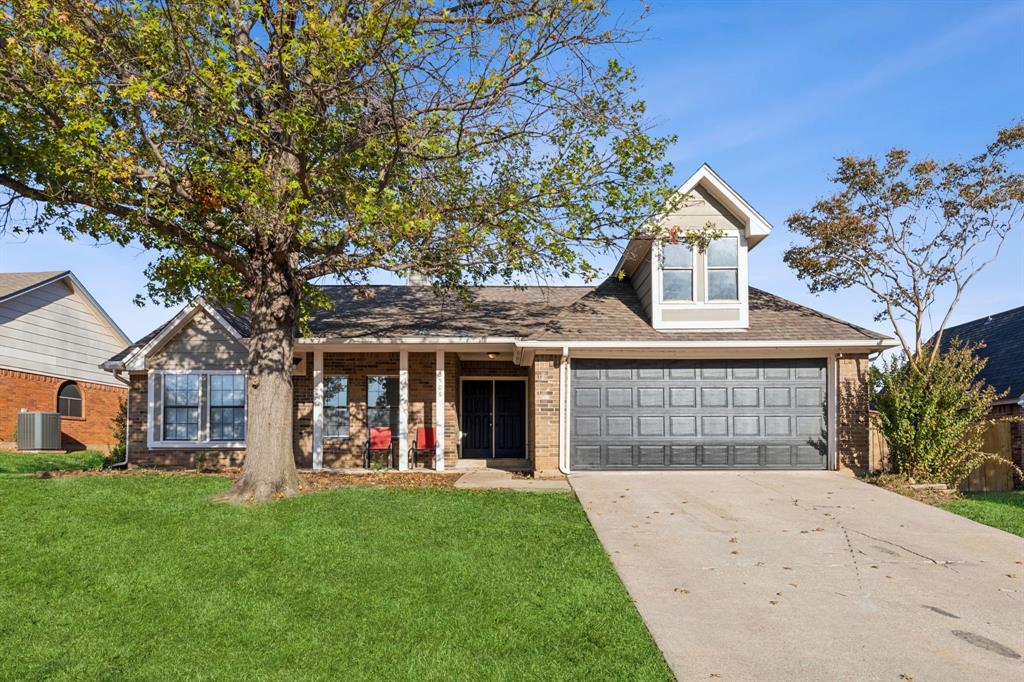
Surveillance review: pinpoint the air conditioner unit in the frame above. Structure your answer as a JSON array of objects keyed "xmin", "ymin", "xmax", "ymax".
[{"xmin": 16, "ymin": 411, "xmax": 62, "ymax": 451}]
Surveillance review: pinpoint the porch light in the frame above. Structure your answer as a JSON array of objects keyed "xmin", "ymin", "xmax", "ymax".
[{"xmin": 487, "ymin": 352, "xmax": 498, "ymax": 359}]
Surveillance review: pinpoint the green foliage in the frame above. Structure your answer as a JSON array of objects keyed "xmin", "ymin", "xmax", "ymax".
[
  {"xmin": 784, "ymin": 125, "xmax": 1023, "ymax": 361},
  {"xmin": 0, "ymin": 476, "xmax": 671, "ymax": 679},
  {"xmin": 0, "ymin": 0, "xmax": 677, "ymax": 309},
  {"xmin": 871, "ymin": 342, "xmax": 1008, "ymax": 486},
  {"xmin": 107, "ymin": 398, "xmax": 127, "ymax": 465},
  {"xmin": 939, "ymin": 493, "xmax": 1024, "ymax": 537},
  {"xmin": 678, "ymin": 221, "xmax": 726, "ymax": 253},
  {"xmin": 0, "ymin": 450, "xmax": 104, "ymax": 474}
]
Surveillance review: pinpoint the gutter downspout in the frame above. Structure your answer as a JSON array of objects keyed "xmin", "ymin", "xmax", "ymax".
[
  {"xmin": 110, "ymin": 369, "xmax": 130, "ymax": 468},
  {"xmin": 558, "ymin": 346, "xmax": 570, "ymax": 475}
]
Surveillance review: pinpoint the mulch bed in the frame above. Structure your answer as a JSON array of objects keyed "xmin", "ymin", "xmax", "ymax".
[
  {"xmin": 863, "ymin": 473, "xmax": 959, "ymax": 505},
  {"xmin": 37, "ymin": 467, "xmax": 463, "ymax": 492},
  {"xmin": 298, "ymin": 471, "xmax": 462, "ymax": 492}
]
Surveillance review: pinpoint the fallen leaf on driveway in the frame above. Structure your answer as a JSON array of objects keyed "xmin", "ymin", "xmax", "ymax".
[{"xmin": 769, "ymin": 600, "xmax": 779, "ymax": 605}]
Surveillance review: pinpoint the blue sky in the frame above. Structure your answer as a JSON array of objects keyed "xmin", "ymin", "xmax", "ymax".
[{"xmin": 1, "ymin": 0, "xmax": 1022, "ymax": 342}]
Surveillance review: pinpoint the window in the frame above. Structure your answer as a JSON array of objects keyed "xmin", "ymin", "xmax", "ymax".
[
  {"xmin": 367, "ymin": 376, "xmax": 399, "ymax": 430},
  {"xmin": 209, "ymin": 374, "xmax": 246, "ymax": 441},
  {"xmin": 57, "ymin": 382, "xmax": 83, "ymax": 418},
  {"xmin": 661, "ymin": 242, "xmax": 693, "ymax": 302},
  {"xmin": 324, "ymin": 376, "xmax": 349, "ymax": 438},
  {"xmin": 707, "ymin": 237, "xmax": 739, "ymax": 301},
  {"xmin": 163, "ymin": 374, "xmax": 200, "ymax": 441}
]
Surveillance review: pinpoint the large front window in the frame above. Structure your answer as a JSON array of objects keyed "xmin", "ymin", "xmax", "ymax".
[
  {"xmin": 209, "ymin": 374, "xmax": 246, "ymax": 441},
  {"xmin": 706, "ymin": 237, "xmax": 739, "ymax": 301},
  {"xmin": 661, "ymin": 242, "xmax": 694, "ymax": 302},
  {"xmin": 367, "ymin": 376, "xmax": 399, "ymax": 430},
  {"xmin": 163, "ymin": 374, "xmax": 200, "ymax": 441},
  {"xmin": 324, "ymin": 376, "xmax": 349, "ymax": 438}
]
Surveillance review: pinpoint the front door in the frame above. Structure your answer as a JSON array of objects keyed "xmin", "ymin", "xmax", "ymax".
[{"xmin": 461, "ymin": 379, "xmax": 527, "ymax": 458}]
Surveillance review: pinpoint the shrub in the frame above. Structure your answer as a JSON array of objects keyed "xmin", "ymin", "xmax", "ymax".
[
  {"xmin": 107, "ymin": 398, "xmax": 127, "ymax": 466},
  {"xmin": 871, "ymin": 341, "xmax": 1013, "ymax": 487}
]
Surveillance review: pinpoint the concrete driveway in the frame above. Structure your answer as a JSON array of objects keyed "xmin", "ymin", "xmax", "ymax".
[{"xmin": 571, "ymin": 471, "xmax": 1024, "ymax": 682}]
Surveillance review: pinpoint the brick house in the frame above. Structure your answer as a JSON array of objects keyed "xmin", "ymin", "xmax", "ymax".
[
  {"xmin": 939, "ymin": 306, "xmax": 1024, "ymax": 476},
  {"xmin": 0, "ymin": 271, "xmax": 130, "ymax": 452},
  {"xmin": 103, "ymin": 166, "xmax": 896, "ymax": 474}
]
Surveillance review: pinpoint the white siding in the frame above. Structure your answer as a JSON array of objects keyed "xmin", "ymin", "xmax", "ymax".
[{"xmin": 0, "ymin": 280, "xmax": 126, "ymax": 386}]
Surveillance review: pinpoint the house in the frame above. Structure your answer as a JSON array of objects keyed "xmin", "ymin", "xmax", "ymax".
[
  {"xmin": 102, "ymin": 165, "xmax": 897, "ymax": 474},
  {"xmin": 0, "ymin": 271, "xmax": 130, "ymax": 451},
  {"xmin": 940, "ymin": 305, "xmax": 1024, "ymax": 473}
]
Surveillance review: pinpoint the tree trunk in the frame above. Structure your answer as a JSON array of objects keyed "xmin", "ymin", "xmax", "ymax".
[{"xmin": 220, "ymin": 259, "xmax": 301, "ymax": 503}]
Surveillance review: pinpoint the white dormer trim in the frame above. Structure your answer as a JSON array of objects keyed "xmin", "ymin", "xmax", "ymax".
[
  {"xmin": 651, "ymin": 234, "xmax": 750, "ymax": 330},
  {"xmin": 115, "ymin": 297, "xmax": 244, "ymax": 371},
  {"xmin": 666, "ymin": 163, "xmax": 772, "ymax": 247}
]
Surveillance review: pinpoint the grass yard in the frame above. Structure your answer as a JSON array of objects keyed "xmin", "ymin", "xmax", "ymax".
[
  {"xmin": 0, "ymin": 449, "xmax": 104, "ymax": 474},
  {"xmin": 939, "ymin": 491, "xmax": 1024, "ymax": 537},
  {"xmin": 0, "ymin": 474, "xmax": 670, "ymax": 681}
]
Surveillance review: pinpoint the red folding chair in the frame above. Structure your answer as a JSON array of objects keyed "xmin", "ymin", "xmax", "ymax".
[
  {"xmin": 365, "ymin": 426, "xmax": 393, "ymax": 469},
  {"xmin": 409, "ymin": 427, "xmax": 437, "ymax": 469}
]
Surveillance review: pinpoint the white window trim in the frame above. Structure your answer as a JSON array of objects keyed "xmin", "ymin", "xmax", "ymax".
[
  {"xmin": 207, "ymin": 373, "xmax": 248, "ymax": 443},
  {"xmin": 323, "ymin": 374, "xmax": 351, "ymax": 440},
  {"xmin": 659, "ymin": 242, "xmax": 694, "ymax": 303},
  {"xmin": 705, "ymin": 236, "xmax": 740, "ymax": 303},
  {"xmin": 148, "ymin": 369, "xmax": 247, "ymax": 449},
  {"xmin": 652, "ymin": 235, "xmax": 749, "ymax": 330}
]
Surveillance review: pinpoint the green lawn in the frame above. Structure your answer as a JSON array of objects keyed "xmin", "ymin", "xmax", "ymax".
[
  {"xmin": 939, "ymin": 492, "xmax": 1024, "ymax": 537},
  {"xmin": 0, "ymin": 449, "xmax": 104, "ymax": 474},
  {"xmin": 0, "ymin": 475, "xmax": 670, "ymax": 681}
]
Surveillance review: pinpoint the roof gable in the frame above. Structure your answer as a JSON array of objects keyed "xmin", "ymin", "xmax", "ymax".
[{"xmin": 0, "ymin": 270, "xmax": 130, "ymax": 346}]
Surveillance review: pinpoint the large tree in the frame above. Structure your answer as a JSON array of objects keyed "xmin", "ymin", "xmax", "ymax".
[
  {"xmin": 785, "ymin": 127, "xmax": 1023, "ymax": 482},
  {"xmin": 785, "ymin": 125, "xmax": 1023, "ymax": 367},
  {"xmin": 0, "ymin": 1, "xmax": 676, "ymax": 501}
]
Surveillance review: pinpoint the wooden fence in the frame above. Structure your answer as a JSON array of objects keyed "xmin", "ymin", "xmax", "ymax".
[{"xmin": 868, "ymin": 416, "xmax": 1015, "ymax": 492}]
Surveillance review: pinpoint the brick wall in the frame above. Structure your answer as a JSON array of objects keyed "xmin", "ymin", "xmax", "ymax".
[
  {"xmin": 126, "ymin": 350, "xmax": 540, "ymax": 466},
  {"xmin": 0, "ymin": 368, "xmax": 125, "ymax": 452},
  {"xmin": 837, "ymin": 354, "xmax": 870, "ymax": 474},
  {"xmin": 126, "ymin": 372, "xmax": 246, "ymax": 468},
  {"xmin": 530, "ymin": 354, "xmax": 561, "ymax": 475}
]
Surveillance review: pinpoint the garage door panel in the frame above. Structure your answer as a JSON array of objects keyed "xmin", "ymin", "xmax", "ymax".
[{"xmin": 570, "ymin": 358, "xmax": 828, "ymax": 470}]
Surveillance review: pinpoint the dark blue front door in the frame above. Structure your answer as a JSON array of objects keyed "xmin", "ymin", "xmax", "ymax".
[{"xmin": 462, "ymin": 380, "xmax": 526, "ymax": 458}]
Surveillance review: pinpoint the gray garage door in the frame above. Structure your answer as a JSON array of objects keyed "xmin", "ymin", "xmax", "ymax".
[{"xmin": 570, "ymin": 359, "xmax": 828, "ymax": 470}]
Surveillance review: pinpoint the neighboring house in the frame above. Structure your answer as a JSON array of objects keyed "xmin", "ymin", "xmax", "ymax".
[
  {"xmin": 103, "ymin": 165, "xmax": 897, "ymax": 474},
  {"xmin": 939, "ymin": 305, "xmax": 1024, "ymax": 472},
  {"xmin": 0, "ymin": 271, "xmax": 130, "ymax": 451}
]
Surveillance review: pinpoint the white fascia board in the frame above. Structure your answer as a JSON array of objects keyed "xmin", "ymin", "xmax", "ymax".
[
  {"xmin": 120, "ymin": 297, "xmax": 244, "ymax": 371},
  {"xmin": 295, "ymin": 336, "xmax": 520, "ymax": 348},
  {"xmin": 658, "ymin": 164, "xmax": 773, "ymax": 246},
  {"xmin": 516, "ymin": 338, "xmax": 898, "ymax": 350}
]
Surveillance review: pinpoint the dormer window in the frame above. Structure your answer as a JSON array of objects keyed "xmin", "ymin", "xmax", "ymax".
[
  {"xmin": 706, "ymin": 237, "xmax": 739, "ymax": 301},
  {"xmin": 661, "ymin": 243, "xmax": 694, "ymax": 302}
]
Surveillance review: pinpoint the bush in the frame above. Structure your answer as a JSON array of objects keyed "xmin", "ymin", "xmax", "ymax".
[
  {"xmin": 106, "ymin": 398, "xmax": 127, "ymax": 466},
  {"xmin": 871, "ymin": 341, "xmax": 1012, "ymax": 487}
]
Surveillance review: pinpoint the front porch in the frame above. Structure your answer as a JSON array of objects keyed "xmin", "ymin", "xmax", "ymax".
[{"xmin": 293, "ymin": 348, "xmax": 544, "ymax": 473}]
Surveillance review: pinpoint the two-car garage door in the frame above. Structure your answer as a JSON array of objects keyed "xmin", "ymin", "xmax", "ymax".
[{"xmin": 570, "ymin": 358, "xmax": 828, "ymax": 470}]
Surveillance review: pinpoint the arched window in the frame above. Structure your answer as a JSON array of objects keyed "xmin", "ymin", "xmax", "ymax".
[{"xmin": 57, "ymin": 382, "xmax": 83, "ymax": 418}]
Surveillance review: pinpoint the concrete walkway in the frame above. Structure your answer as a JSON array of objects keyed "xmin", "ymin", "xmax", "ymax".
[
  {"xmin": 454, "ymin": 469, "xmax": 570, "ymax": 491},
  {"xmin": 571, "ymin": 471, "xmax": 1024, "ymax": 682}
]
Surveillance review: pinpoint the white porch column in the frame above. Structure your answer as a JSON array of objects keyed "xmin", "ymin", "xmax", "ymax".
[
  {"xmin": 398, "ymin": 350, "xmax": 409, "ymax": 470},
  {"xmin": 312, "ymin": 350, "xmax": 324, "ymax": 470},
  {"xmin": 435, "ymin": 350, "xmax": 446, "ymax": 471}
]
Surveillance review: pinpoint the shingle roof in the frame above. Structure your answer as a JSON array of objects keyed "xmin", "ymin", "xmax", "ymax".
[
  {"xmin": 109, "ymin": 279, "xmax": 890, "ymax": 367},
  {"xmin": 938, "ymin": 306, "xmax": 1024, "ymax": 401},
  {"xmin": 532, "ymin": 279, "xmax": 889, "ymax": 342},
  {"xmin": 0, "ymin": 271, "xmax": 68, "ymax": 302},
  {"xmin": 307, "ymin": 285, "xmax": 591, "ymax": 338}
]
